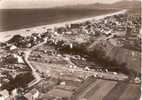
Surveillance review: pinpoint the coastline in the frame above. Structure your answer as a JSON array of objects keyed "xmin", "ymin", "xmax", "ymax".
[{"xmin": 0, "ymin": 9, "xmax": 127, "ymax": 42}]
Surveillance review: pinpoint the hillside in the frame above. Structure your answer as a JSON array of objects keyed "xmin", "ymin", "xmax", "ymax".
[{"xmin": 63, "ymin": 0, "xmax": 141, "ymax": 15}]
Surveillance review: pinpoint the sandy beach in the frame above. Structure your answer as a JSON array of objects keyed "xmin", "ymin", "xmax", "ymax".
[{"xmin": 0, "ymin": 9, "xmax": 126, "ymax": 42}]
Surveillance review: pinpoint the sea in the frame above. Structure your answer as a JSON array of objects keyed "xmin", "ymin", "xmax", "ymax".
[{"xmin": 0, "ymin": 8, "xmax": 116, "ymax": 32}]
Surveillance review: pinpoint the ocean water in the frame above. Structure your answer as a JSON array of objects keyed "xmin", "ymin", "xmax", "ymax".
[{"xmin": 0, "ymin": 8, "xmax": 116, "ymax": 32}]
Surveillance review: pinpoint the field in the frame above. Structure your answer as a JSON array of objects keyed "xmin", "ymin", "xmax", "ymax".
[
  {"xmin": 103, "ymin": 83, "xmax": 140, "ymax": 100},
  {"xmin": 118, "ymin": 84, "xmax": 140, "ymax": 100},
  {"xmin": 76, "ymin": 79, "xmax": 140, "ymax": 100},
  {"xmin": 47, "ymin": 88, "xmax": 73, "ymax": 97}
]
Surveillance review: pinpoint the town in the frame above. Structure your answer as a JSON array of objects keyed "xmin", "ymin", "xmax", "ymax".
[{"xmin": 0, "ymin": 9, "xmax": 141, "ymax": 100}]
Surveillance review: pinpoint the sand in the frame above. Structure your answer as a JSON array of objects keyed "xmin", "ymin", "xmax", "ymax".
[{"xmin": 0, "ymin": 9, "xmax": 126, "ymax": 42}]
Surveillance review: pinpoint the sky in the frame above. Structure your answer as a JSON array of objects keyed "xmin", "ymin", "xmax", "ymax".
[{"xmin": 0, "ymin": 0, "xmax": 138, "ymax": 9}]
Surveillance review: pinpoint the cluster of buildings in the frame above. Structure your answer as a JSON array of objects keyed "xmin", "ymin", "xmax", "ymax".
[
  {"xmin": 3, "ymin": 12, "xmax": 140, "ymax": 53},
  {"xmin": 0, "ymin": 11, "xmax": 141, "ymax": 100}
]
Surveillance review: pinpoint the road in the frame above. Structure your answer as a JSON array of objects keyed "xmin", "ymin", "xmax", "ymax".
[{"xmin": 22, "ymin": 38, "xmax": 48, "ymax": 88}]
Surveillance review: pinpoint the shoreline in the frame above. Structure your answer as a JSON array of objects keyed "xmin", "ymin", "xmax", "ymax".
[{"xmin": 0, "ymin": 9, "xmax": 127, "ymax": 42}]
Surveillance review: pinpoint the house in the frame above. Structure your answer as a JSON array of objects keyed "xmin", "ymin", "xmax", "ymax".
[
  {"xmin": 70, "ymin": 24, "xmax": 80, "ymax": 29},
  {"xmin": 9, "ymin": 45, "xmax": 17, "ymax": 51},
  {"xmin": 5, "ymin": 54, "xmax": 24, "ymax": 64}
]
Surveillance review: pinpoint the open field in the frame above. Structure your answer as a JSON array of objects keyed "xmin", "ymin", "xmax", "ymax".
[
  {"xmin": 77, "ymin": 79, "xmax": 117, "ymax": 100},
  {"xmin": 103, "ymin": 83, "xmax": 140, "ymax": 100},
  {"xmin": 88, "ymin": 81, "xmax": 117, "ymax": 100},
  {"xmin": 47, "ymin": 88, "xmax": 73, "ymax": 97},
  {"xmin": 30, "ymin": 61, "xmax": 91, "ymax": 80},
  {"xmin": 76, "ymin": 79, "xmax": 140, "ymax": 100},
  {"xmin": 118, "ymin": 84, "xmax": 140, "ymax": 100}
]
